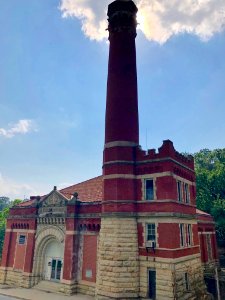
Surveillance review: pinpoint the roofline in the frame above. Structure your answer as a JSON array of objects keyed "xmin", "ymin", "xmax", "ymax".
[{"xmin": 59, "ymin": 175, "xmax": 103, "ymax": 193}]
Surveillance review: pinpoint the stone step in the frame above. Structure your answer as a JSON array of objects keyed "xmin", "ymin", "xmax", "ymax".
[{"xmin": 34, "ymin": 280, "xmax": 65, "ymax": 294}]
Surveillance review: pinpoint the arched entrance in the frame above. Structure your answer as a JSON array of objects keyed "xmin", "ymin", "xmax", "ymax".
[{"xmin": 33, "ymin": 226, "xmax": 65, "ymax": 284}]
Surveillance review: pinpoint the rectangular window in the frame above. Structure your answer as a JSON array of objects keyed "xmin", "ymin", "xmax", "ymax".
[
  {"xmin": 179, "ymin": 224, "xmax": 185, "ymax": 247},
  {"xmin": 18, "ymin": 235, "xmax": 26, "ymax": 245},
  {"xmin": 184, "ymin": 272, "xmax": 190, "ymax": 291},
  {"xmin": 145, "ymin": 179, "xmax": 154, "ymax": 200},
  {"xmin": 187, "ymin": 224, "xmax": 192, "ymax": 246},
  {"xmin": 206, "ymin": 234, "xmax": 213, "ymax": 261},
  {"xmin": 184, "ymin": 183, "xmax": 190, "ymax": 203},
  {"xmin": 177, "ymin": 181, "xmax": 182, "ymax": 202},
  {"xmin": 146, "ymin": 224, "xmax": 156, "ymax": 242}
]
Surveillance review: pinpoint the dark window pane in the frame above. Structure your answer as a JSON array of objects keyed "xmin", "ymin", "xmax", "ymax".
[
  {"xmin": 148, "ymin": 270, "xmax": 156, "ymax": 299},
  {"xmin": 56, "ymin": 260, "xmax": 62, "ymax": 280},
  {"xmin": 180, "ymin": 224, "xmax": 184, "ymax": 247},
  {"xmin": 185, "ymin": 183, "xmax": 190, "ymax": 203},
  {"xmin": 18, "ymin": 235, "xmax": 26, "ymax": 245},
  {"xmin": 177, "ymin": 181, "xmax": 182, "ymax": 202},
  {"xmin": 51, "ymin": 259, "xmax": 56, "ymax": 279},
  {"xmin": 146, "ymin": 179, "xmax": 154, "ymax": 200},
  {"xmin": 147, "ymin": 224, "xmax": 155, "ymax": 241}
]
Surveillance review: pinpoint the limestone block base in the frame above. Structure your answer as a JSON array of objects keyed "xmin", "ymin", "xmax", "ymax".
[
  {"xmin": 139, "ymin": 255, "xmax": 209, "ymax": 300},
  {"xmin": 77, "ymin": 281, "xmax": 95, "ymax": 296},
  {"xmin": 58, "ymin": 282, "xmax": 77, "ymax": 295},
  {"xmin": 96, "ymin": 217, "xmax": 139, "ymax": 299},
  {"xmin": 0, "ymin": 268, "xmax": 33, "ymax": 288}
]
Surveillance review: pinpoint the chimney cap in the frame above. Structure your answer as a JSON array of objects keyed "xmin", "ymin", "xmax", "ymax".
[{"xmin": 108, "ymin": 0, "xmax": 138, "ymax": 17}]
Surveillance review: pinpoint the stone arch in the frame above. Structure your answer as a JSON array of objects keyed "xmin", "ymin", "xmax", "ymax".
[{"xmin": 33, "ymin": 226, "xmax": 65, "ymax": 284}]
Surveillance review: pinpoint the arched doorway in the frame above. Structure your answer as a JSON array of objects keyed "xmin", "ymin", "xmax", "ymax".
[
  {"xmin": 43, "ymin": 240, "xmax": 64, "ymax": 281},
  {"xmin": 33, "ymin": 226, "xmax": 65, "ymax": 284}
]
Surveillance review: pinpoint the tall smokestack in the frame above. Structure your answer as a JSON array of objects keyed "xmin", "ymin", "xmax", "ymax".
[
  {"xmin": 105, "ymin": 0, "xmax": 139, "ymax": 145},
  {"xmin": 103, "ymin": 0, "xmax": 139, "ymax": 205},
  {"xmin": 97, "ymin": 1, "xmax": 139, "ymax": 299}
]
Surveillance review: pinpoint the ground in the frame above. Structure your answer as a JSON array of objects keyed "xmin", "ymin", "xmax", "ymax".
[
  {"xmin": 0, "ymin": 286, "xmax": 94, "ymax": 300},
  {"xmin": 0, "ymin": 296, "xmax": 17, "ymax": 300}
]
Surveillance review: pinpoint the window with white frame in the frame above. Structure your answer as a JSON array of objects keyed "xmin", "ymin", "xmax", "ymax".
[
  {"xmin": 145, "ymin": 179, "xmax": 154, "ymax": 200},
  {"xmin": 146, "ymin": 223, "xmax": 156, "ymax": 247},
  {"xmin": 184, "ymin": 183, "xmax": 190, "ymax": 203},
  {"xmin": 179, "ymin": 224, "xmax": 185, "ymax": 247},
  {"xmin": 187, "ymin": 224, "xmax": 192, "ymax": 246},
  {"xmin": 177, "ymin": 181, "xmax": 182, "ymax": 202},
  {"xmin": 180, "ymin": 224, "xmax": 193, "ymax": 247}
]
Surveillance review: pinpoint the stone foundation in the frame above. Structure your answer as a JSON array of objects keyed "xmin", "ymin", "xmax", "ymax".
[
  {"xmin": 34, "ymin": 280, "xmax": 77, "ymax": 295},
  {"xmin": 96, "ymin": 217, "xmax": 139, "ymax": 299},
  {"xmin": 0, "ymin": 268, "xmax": 33, "ymax": 288},
  {"xmin": 139, "ymin": 255, "xmax": 210, "ymax": 300},
  {"xmin": 77, "ymin": 281, "xmax": 95, "ymax": 296},
  {"xmin": 0, "ymin": 268, "xmax": 77, "ymax": 295}
]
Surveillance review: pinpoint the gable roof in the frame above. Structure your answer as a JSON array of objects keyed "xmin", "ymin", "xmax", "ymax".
[
  {"xmin": 60, "ymin": 175, "xmax": 103, "ymax": 202},
  {"xmin": 18, "ymin": 199, "xmax": 37, "ymax": 207},
  {"xmin": 16, "ymin": 175, "xmax": 103, "ymax": 207},
  {"xmin": 40, "ymin": 188, "xmax": 69, "ymax": 206}
]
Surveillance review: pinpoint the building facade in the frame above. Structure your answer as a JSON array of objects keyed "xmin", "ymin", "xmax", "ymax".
[{"xmin": 0, "ymin": 1, "xmax": 218, "ymax": 299}]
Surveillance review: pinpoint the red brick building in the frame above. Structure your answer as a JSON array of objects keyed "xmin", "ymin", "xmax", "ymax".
[{"xmin": 0, "ymin": 1, "xmax": 218, "ymax": 299}]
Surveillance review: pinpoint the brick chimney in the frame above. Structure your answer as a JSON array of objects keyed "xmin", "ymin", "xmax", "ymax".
[
  {"xmin": 97, "ymin": 1, "xmax": 139, "ymax": 298},
  {"xmin": 103, "ymin": 0, "xmax": 139, "ymax": 210},
  {"xmin": 105, "ymin": 0, "xmax": 139, "ymax": 145}
]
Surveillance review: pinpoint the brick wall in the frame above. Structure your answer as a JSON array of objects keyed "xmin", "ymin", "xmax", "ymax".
[{"xmin": 82, "ymin": 235, "xmax": 97, "ymax": 283}]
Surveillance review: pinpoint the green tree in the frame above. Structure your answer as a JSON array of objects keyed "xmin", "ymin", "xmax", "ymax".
[
  {"xmin": 194, "ymin": 148, "xmax": 225, "ymax": 240},
  {"xmin": 0, "ymin": 199, "xmax": 22, "ymax": 257}
]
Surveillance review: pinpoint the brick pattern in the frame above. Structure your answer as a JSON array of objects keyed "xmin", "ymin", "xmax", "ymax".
[{"xmin": 82, "ymin": 235, "xmax": 98, "ymax": 283}]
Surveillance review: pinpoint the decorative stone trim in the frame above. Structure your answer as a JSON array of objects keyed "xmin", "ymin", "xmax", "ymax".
[
  {"xmin": 140, "ymin": 253, "xmax": 201, "ymax": 264},
  {"xmin": 32, "ymin": 225, "xmax": 65, "ymax": 285},
  {"xmin": 37, "ymin": 217, "xmax": 65, "ymax": 225},
  {"xmin": 6, "ymin": 229, "xmax": 36, "ymax": 233},
  {"xmin": 104, "ymin": 141, "xmax": 138, "ymax": 148},
  {"xmin": 198, "ymin": 231, "xmax": 216, "ymax": 235},
  {"xmin": 8, "ymin": 215, "xmax": 37, "ymax": 219},
  {"xmin": 139, "ymin": 245, "xmax": 200, "ymax": 251},
  {"xmin": 137, "ymin": 217, "xmax": 197, "ymax": 225}
]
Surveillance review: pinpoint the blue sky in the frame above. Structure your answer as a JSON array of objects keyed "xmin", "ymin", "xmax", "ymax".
[{"xmin": 0, "ymin": 0, "xmax": 225, "ymax": 199}]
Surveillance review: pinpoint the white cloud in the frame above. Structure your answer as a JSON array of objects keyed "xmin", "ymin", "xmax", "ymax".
[
  {"xmin": 0, "ymin": 173, "xmax": 36, "ymax": 200},
  {"xmin": 60, "ymin": 0, "xmax": 109, "ymax": 41},
  {"xmin": 0, "ymin": 119, "xmax": 36, "ymax": 138},
  {"xmin": 59, "ymin": 0, "xmax": 225, "ymax": 43}
]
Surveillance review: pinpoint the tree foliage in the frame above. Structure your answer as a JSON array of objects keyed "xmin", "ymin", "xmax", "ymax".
[
  {"xmin": 0, "ymin": 199, "xmax": 22, "ymax": 256},
  {"xmin": 194, "ymin": 148, "xmax": 225, "ymax": 240}
]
